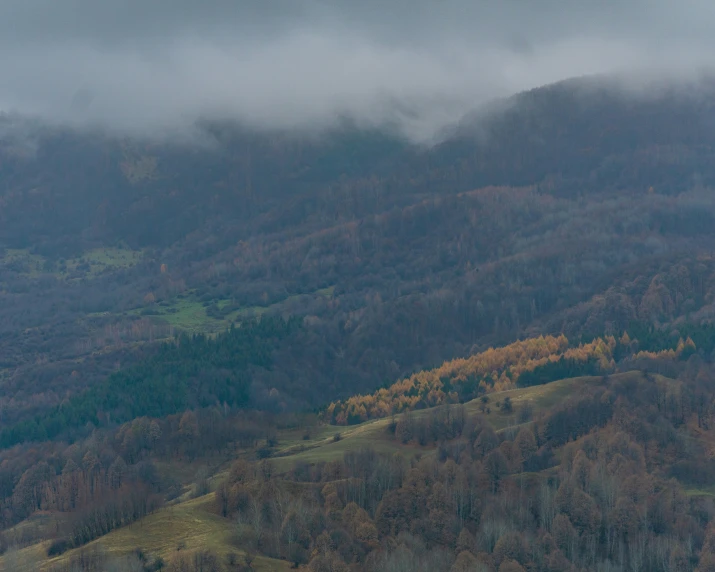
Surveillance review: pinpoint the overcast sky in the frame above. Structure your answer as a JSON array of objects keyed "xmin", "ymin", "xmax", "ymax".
[{"xmin": 2, "ymin": 0, "xmax": 714, "ymax": 140}]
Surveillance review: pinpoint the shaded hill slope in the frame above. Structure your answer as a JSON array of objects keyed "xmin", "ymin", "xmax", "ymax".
[{"xmin": 3, "ymin": 76, "xmax": 715, "ymax": 423}]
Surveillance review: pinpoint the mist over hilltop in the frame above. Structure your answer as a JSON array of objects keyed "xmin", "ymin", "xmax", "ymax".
[{"xmin": 3, "ymin": 0, "xmax": 715, "ymax": 141}]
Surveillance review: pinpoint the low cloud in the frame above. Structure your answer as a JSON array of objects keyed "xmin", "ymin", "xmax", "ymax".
[{"xmin": 2, "ymin": 0, "xmax": 715, "ymax": 141}]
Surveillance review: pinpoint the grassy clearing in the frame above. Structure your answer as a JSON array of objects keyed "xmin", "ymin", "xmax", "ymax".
[
  {"xmin": 133, "ymin": 295, "xmax": 252, "ymax": 333},
  {"xmin": 0, "ymin": 247, "xmax": 143, "ymax": 282},
  {"xmin": 0, "ymin": 248, "xmax": 46, "ymax": 278},
  {"xmin": 135, "ymin": 286, "xmax": 335, "ymax": 333},
  {"xmin": 60, "ymin": 248, "xmax": 144, "ymax": 281},
  {"xmin": 145, "ymin": 297, "xmax": 224, "ymax": 332},
  {"xmin": 3, "ymin": 513, "xmax": 65, "ymax": 552},
  {"xmin": 685, "ymin": 487, "xmax": 715, "ymax": 498},
  {"xmin": 272, "ymin": 424, "xmax": 341, "ymax": 455},
  {"xmin": 271, "ymin": 418, "xmax": 426, "ymax": 473},
  {"xmin": 4, "ymin": 496, "xmax": 291, "ymax": 572},
  {"xmin": 79, "ymin": 248, "xmax": 142, "ymax": 270},
  {"xmin": 464, "ymin": 371, "xmax": 653, "ymax": 432},
  {"xmin": 465, "ymin": 375, "xmax": 596, "ymax": 431}
]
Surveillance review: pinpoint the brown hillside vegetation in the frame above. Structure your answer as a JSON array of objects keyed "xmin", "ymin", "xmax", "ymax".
[
  {"xmin": 2, "ymin": 361, "xmax": 715, "ymax": 571},
  {"xmin": 208, "ymin": 370, "xmax": 715, "ymax": 572}
]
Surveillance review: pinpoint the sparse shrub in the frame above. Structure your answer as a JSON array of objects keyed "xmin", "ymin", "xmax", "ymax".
[
  {"xmin": 256, "ymin": 446, "xmax": 273, "ymax": 459},
  {"xmin": 193, "ymin": 478, "xmax": 211, "ymax": 498},
  {"xmin": 517, "ymin": 403, "xmax": 533, "ymax": 424},
  {"xmin": 47, "ymin": 538, "xmax": 71, "ymax": 557},
  {"xmin": 387, "ymin": 416, "xmax": 397, "ymax": 434},
  {"xmin": 134, "ymin": 547, "xmax": 147, "ymax": 562},
  {"xmin": 147, "ymin": 556, "xmax": 165, "ymax": 571}
]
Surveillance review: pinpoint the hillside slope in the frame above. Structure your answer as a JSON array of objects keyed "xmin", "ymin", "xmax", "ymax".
[
  {"xmin": 19, "ymin": 368, "xmax": 713, "ymax": 571},
  {"xmin": 0, "ymin": 369, "xmax": 692, "ymax": 571},
  {"xmin": 3, "ymin": 78, "xmax": 715, "ymax": 428},
  {"xmin": 5, "ymin": 73, "xmax": 715, "ymax": 571}
]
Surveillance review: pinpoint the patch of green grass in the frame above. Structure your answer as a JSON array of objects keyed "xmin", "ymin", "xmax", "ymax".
[
  {"xmin": 684, "ymin": 485, "xmax": 715, "ymax": 498},
  {"xmin": 0, "ymin": 248, "xmax": 46, "ymax": 278},
  {"xmin": 82, "ymin": 247, "xmax": 142, "ymax": 268},
  {"xmin": 60, "ymin": 248, "xmax": 143, "ymax": 280},
  {"xmin": 464, "ymin": 376, "xmax": 592, "ymax": 431},
  {"xmin": 150, "ymin": 298, "xmax": 221, "ymax": 331},
  {"xmin": 269, "ymin": 417, "xmax": 426, "ymax": 473},
  {"xmin": 133, "ymin": 296, "xmax": 251, "ymax": 333},
  {"xmin": 0, "ymin": 247, "xmax": 143, "ymax": 283},
  {"xmin": 135, "ymin": 285, "xmax": 336, "ymax": 334},
  {"xmin": 464, "ymin": 371, "xmax": 652, "ymax": 431},
  {"xmin": 8, "ymin": 495, "xmax": 290, "ymax": 572},
  {"xmin": 275, "ymin": 424, "xmax": 339, "ymax": 450},
  {"xmin": 3, "ymin": 512, "xmax": 65, "ymax": 551}
]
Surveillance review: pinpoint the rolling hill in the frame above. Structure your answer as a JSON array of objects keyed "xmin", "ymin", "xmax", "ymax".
[{"xmin": 4, "ymin": 367, "xmax": 714, "ymax": 570}]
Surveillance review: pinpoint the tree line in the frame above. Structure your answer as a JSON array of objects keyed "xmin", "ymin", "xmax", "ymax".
[{"xmin": 326, "ymin": 328, "xmax": 704, "ymax": 425}]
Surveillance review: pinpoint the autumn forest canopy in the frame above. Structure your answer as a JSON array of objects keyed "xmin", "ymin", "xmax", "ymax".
[{"xmin": 5, "ymin": 77, "xmax": 715, "ymax": 570}]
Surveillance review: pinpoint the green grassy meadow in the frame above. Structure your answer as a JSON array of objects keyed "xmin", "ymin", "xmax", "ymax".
[{"xmin": 0, "ymin": 247, "xmax": 143, "ymax": 282}]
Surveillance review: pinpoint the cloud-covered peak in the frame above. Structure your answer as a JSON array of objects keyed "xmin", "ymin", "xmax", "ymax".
[{"xmin": 3, "ymin": 0, "xmax": 715, "ymax": 141}]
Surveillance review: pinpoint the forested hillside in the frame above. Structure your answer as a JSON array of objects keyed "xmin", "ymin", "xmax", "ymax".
[
  {"xmin": 4, "ymin": 76, "xmax": 715, "ymax": 570},
  {"xmin": 5, "ymin": 355, "xmax": 715, "ymax": 571},
  {"xmin": 4, "ymin": 78, "xmax": 715, "ymax": 428}
]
